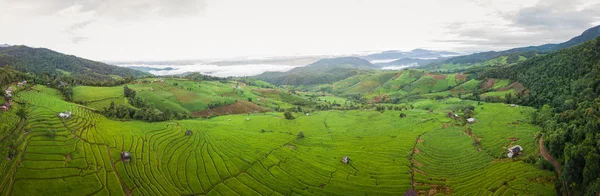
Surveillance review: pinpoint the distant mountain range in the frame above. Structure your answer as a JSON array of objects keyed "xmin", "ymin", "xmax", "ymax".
[
  {"xmin": 0, "ymin": 44, "xmax": 10, "ymax": 48},
  {"xmin": 0, "ymin": 45, "xmax": 148, "ymax": 84},
  {"xmin": 364, "ymin": 49, "xmax": 459, "ymax": 61},
  {"xmin": 255, "ymin": 57, "xmax": 375, "ymax": 85},
  {"xmin": 426, "ymin": 25, "xmax": 600, "ymax": 67}
]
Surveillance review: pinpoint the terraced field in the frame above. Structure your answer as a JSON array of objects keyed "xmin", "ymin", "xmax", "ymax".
[
  {"xmin": 73, "ymin": 79, "xmax": 310, "ymax": 115},
  {"xmin": 0, "ymin": 86, "xmax": 556, "ymax": 195}
]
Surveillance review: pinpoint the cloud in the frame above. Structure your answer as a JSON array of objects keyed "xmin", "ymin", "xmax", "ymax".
[
  {"xmin": 437, "ymin": 0, "xmax": 600, "ymax": 51},
  {"xmin": 64, "ymin": 20, "xmax": 95, "ymax": 44},
  {"xmin": 70, "ymin": 37, "xmax": 89, "ymax": 44},
  {"xmin": 118, "ymin": 63, "xmax": 299, "ymax": 77},
  {"xmin": 10, "ymin": 0, "xmax": 207, "ymax": 18}
]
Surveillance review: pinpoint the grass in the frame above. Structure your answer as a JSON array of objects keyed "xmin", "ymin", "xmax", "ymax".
[
  {"xmin": 0, "ymin": 83, "xmax": 556, "ymax": 195},
  {"xmin": 72, "ymin": 78, "xmax": 313, "ymax": 115}
]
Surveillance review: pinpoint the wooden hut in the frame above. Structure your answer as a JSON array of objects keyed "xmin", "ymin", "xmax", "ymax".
[
  {"xmin": 121, "ymin": 151, "xmax": 132, "ymax": 162},
  {"xmin": 341, "ymin": 156, "xmax": 349, "ymax": 164}
]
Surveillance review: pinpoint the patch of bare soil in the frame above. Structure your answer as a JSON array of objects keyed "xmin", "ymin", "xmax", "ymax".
[
  {"xmin": 481, "ymin": 78, "xmax": 495, "ymax": 89},
  {"xmin": 393, "ymin": 71, "xmax": 404, "ymax": 79},
  {"xmin": 425, "ymin": 73, "xmax": 448, "ymax": 80},
  {"xmin": 414, "ymin": 147, "xmax": 421, "ymax": 154},
  {"xmin": 411, "ymin": 158, "xmax": 424, "ymax": 167}
]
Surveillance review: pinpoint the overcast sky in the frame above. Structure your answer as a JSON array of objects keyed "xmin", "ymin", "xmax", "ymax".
[{"xmin": 1, "ymin": 0, "xmax": 599, "ymax": 61}]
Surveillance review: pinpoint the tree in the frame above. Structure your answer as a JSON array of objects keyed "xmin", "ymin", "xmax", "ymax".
[
  {"xmin": 297, "ymin": 131, "xmax": 304, "ymax": 139},
  {"xmin": 16, "ymin": 105, "xmax": 28, "ymax": 120},
  {"xmin": 247, "ymin": 97, "xmax": 252, "ymax": 102},
  {"xmin": 284, "ymin": 112, "xmax": 295, "ymax": 120}
]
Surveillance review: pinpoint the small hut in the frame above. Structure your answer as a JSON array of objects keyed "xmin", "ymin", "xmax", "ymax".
[
  {"xmin": 467, "ymin": 118, "xmax": 476, "ymax": 124},
  {"xmin": 341, "ymin": 156, "xmax": 349, "ymax": 164},
  {"xmin": 58, "ymin": 111, "xmax": 72, "ymax": 118},
  {"xmin": 507, "ymin": 145, "xmax": 523, "ymax": 158},
  {"xmin": 121, "ymin": 151, "xmax": 132, "ymax": 162},
  {"xmin": 446, "ymin": 112, "xmax": 454, "ymax": 118},
  {"xmin": 17, "ymin": 81, "xmax": 27, "ymax": 87},
  {"xmin": 185, "ymin": 130, "xmax": 193, "ymax": 136}
]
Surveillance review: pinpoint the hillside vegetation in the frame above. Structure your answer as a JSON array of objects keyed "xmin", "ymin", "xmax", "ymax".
[
  {"xmin": 0, "ymin": 46, "xmax": 148, "ymax": 85},
  {"xmin": 421, "ymin": 25, "xmax": 600, "ymax": 72},
  {"xmin": 480, "ymin": 37, "xmax": 600, "ymax": 194},
  {"xmin": 255, "ymin": 57, "xmax": 374, "ymax": 85}
]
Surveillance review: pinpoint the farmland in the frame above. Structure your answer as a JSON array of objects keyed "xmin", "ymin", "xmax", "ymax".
[{"xmin": 0, "ymin": 84, "xmax": 557, "ymax": 195}]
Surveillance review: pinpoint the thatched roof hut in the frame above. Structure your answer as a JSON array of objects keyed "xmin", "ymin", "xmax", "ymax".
[
  {"xmin": 121, "ymin": 151, "xmax": 132, "ymax": 162},
  {"xmin": 341, "ymin": 156, "xmax": 349, "ymax": 164}
]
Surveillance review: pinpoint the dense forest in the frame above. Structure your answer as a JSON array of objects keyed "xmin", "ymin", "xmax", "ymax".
[
  {"xmin": 480, "ymin": 37, "xmax": 600, "ymax": 195},
  {"xmin": 0, "ymin": 46, "xmax": 148, "ymax": 85}
]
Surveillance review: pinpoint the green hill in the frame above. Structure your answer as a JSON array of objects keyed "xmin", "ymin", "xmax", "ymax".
[
  {"xmin": 481, "ymin": 37, "xmax": 600, "ymax": 194},
  {"xmin": 0, "ymin": 46, "xmax": 148, "ymax": 84},
  {"xmin": 422, "ymin": 25, "xmax": 600, "ymax": 72},
  {"xmin": 255, "ymin": 57, "xmax": 375, "ymax": 85}
]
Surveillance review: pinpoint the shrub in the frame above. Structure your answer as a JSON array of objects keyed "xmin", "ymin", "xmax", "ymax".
[
  {"xmin": 284, "ymin": 112, "xmax": 295, "ymax": 120},
  {"xmin": 297, "ymin": 131, "xmax": 304, "ymax": 139}
]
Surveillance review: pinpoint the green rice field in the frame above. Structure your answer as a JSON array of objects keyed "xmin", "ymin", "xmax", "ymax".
[{"xmin": 0, "ymin": 84, "xmax": 556, "ymax": 195}]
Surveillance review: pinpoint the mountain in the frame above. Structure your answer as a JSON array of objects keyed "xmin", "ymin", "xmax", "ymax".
[
  {"xmin": 426, "ymin": 25, "xmax": 600, "ymax": 69},
  {"xmin": 375, "ymin": 57, "xmax": 447, "ymax": 68},
  {"xmin": 0, "ymin": 45, "xmax": 148, "ymax": 84},
  {"xmin": 480, "ymin": 37, "xmax": 600, "ymax": 194},
  {"xmin": 254, "ymin": 57, "xmax": 375, "ymax": 85},
  {"xmin": 0, "ymin": 44, "xmax": 9, "ymax": 48},
  {"xmin": 364, "ymin": 49, "xmax": 459, "ymax": 61}
]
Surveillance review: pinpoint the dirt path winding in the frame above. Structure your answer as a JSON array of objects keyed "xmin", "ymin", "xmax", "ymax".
[
  {"xmin": 539, "ymin": 136, "xmax": 561, "ymax": 176},
  {"xmin": 539, "ymin": 135, "xmax": 569, "ymax": 196}
]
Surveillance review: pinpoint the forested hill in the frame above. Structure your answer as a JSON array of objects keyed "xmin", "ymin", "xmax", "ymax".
[
  {"xmin": 0, "ymin": 45, "xmax": 148, "ymax": 84},
  {"xmin": 425, "ymin": 25, "xmax": 600, "ymax": 67},
  {"xmin": 255, "ymin": 57, "xmax": 374, "ymax": 85},
  {"xmin": 482, "ymin": 37, "xmax": 600, "ymax": 194}
]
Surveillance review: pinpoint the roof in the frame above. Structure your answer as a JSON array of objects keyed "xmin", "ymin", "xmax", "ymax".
[{"xmin": 467, "ymin": 118, "xmax": 476, "ymax": 122}]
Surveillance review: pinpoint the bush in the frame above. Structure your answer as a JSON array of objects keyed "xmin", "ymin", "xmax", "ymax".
[
  {"xmin": 284, "ymin": 112, "xmax": 295, "ymax": 120},
  {"xmin": 297, "ymin": 131, "xmax": 304, "ymax": 139}
]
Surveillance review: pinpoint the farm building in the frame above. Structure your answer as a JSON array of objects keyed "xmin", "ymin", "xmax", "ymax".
[
  {"xmin": 5, "ymin": 87, "xmax": 13, "ymax": 95},
  {"xmin": 507, "ymin": 145, "xmax": 523, "ymax": 158},
  {"xmin": 1, "ymin": 102, "xmax": 11, "ymax": 111},
  {"xmin": 341, "ymin": 156, "xmax": 349, "ymax": 164},
  {"xmin": 58, "ymin": 111, "xmax": 72, "ymax": 118},
  {"xmin": 121, "ymin": 151, "xmax": 132, "ymax": 162},
  {"xmin": 17, "ymin": 81, "xmax": 27, "ymax": 87},
  {"xmin": 467, "ymin": 118, "xmax": 476, "ymax": 124}
]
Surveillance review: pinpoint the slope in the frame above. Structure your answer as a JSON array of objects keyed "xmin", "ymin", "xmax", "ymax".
[
  {"xmin": 423, "ymin": 25, "xmax": 600, "ymax": 71},
  {"xmin": 0, "ymin": 46, "xmax": 148, "ymax": 84},
  {"xmin": 255, "ymin": 57, "xmax": 375, "ymax": 85}
]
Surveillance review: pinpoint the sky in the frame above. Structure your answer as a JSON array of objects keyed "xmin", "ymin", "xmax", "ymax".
[{"xmin": 1, "ymin": 0, "xmax": 600, "ymax": 61}]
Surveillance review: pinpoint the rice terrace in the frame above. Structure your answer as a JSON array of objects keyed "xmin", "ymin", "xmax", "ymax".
[{"xmin": 2, "ymin": 1, "xmax": 600, "ymax": 195}]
